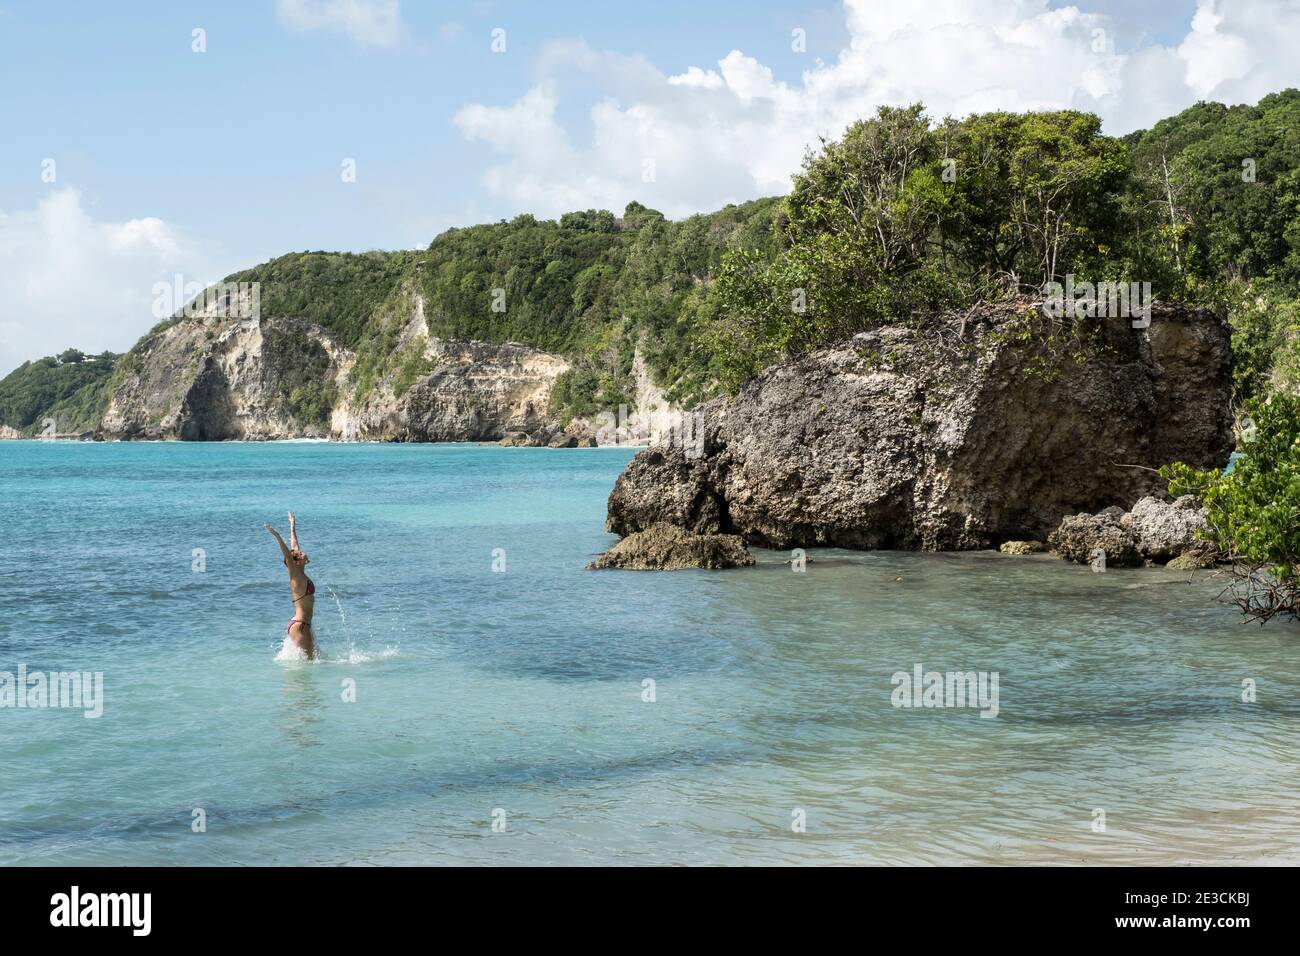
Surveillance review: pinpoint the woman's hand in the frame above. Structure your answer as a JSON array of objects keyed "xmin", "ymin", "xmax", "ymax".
[{"xmin": 265, "ymin": 523, "xmax": 279, "ymax": 536}]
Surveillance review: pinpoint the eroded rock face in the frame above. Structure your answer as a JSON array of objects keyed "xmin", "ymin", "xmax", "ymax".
[
  {"xmin": 100, "ymin": 317, "xmax": 350, "ymax": 440},
  {"xmin": 606, "ymin": 301, "xmax": 1234, "ymax": 551},
  {"xmin": 97, "ymin": 292, "xmax": 682, "ymax": 444},
  {"xmin": 587, "ymin": 523, "xmax": 754, "ymax": 570},
  {"xmin": 99, "ymin": 306, "xmax": 577, "ymax": 442},
  {"xmin": 340, "ymin": 337, "xmax": 572, "ymax": 442}
]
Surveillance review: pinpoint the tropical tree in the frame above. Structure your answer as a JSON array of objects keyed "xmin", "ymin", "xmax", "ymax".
[{"xmin": 1164, "ymin": 393, "xmax": 1300, "ymax": 622}]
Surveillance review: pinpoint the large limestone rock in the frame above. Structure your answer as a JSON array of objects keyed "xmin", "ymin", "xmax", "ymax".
[
  {"xmin": 606, "ymin": 301, "xmax": 1234, "ymax": 551},
  {"xmin": 587, "ymin": 523, "xmax": 754, "ymax": 571},
  {"xmin": 1121, "ymin": 495, "xmax": 1207, "ymax": 560}
]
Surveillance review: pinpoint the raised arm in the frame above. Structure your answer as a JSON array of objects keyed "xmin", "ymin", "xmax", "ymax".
[
  {"xmin": 288, "ymin": 511, "xmax": 300, "ymax": 553},
  {"xmin": 265, "ymin": 523, "xmax": 292, "ymax": 562}
]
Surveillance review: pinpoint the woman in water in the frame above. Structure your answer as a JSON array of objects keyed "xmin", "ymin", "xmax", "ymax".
[{"xmin": 265, "ymin": 511, "xmax": 317, "ymax": 659}]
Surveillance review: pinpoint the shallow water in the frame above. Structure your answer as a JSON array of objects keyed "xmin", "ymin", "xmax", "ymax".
[{"xmin": 1, "ymin": 440, "xmax": 1297, "ymax": 865}]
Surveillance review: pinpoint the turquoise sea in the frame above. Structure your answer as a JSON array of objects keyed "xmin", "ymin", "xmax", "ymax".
[{"xmin": 1, "ymin": 440, "xmax": 1298, "ymax": 865}]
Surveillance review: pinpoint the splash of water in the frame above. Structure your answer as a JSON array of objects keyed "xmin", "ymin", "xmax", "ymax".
[
  {"xmin": 274, "ymin": 637, "xmax": 313, "ymax": 663},
  {"xmin": 306, "ymin": 585, "xmax": 399, "ymax": 663},
  {"xmin": 274, "ymin": 636, "xmax": 399, "ymax": 664},
  {"xmin": 326, "ymin": 585, "xmax": 348, "ymax": 641}
]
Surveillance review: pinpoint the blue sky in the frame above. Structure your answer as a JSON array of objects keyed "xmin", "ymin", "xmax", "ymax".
[
  {"xmin": 0, "ymin": 1, "xmax": 858, "ymax": 260},
  {"xmin": 1, "ymin": 0, "xmax": 1294, "ymax": 373}
]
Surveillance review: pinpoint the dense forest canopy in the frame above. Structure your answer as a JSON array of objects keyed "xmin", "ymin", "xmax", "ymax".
[
  {"xmin": 0, "ymin": 350, "xmax": 119, "ymax": 435},
  {"xmin": 5, "ymin": 90, "xmax": 1298, "ymax": 434},
  {"xmin": 712, "ymin": 91, "xmax": 1300, "ymax": 395}
]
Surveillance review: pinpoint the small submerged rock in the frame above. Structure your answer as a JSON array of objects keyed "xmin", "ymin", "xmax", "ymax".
[
  {"xmin": 1167, "ymin": 544, "xmax": 1218, "ymax": 570},
  {"xmin": 587, "ymin": 523, "xmax": 755, "ymax": 571},
  {"xmin": 999, "ymin": 540, "xmax": 1047, "ymax": 555},
  {"xmin": 500, "ymin": 426, "xmax": 586, "ymax": 448}
]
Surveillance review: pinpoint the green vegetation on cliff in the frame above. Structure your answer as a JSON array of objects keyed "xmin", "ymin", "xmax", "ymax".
[
  {"xmin": 115, "ymin": 199, "xmax": 779, "ymax": 419},
  {"xmin": 0, "ymin": 350, "xmax": 119, "ymax": 436},
  {"xmin": 226, "ymin": 251, "xmax": 416, "ymax": 349},
  {"xmin": 1123, "ymin": 90, "xmax": 1300, "ymax": 403},
  {"xmin": 260, "ymin": 324, "xmax": 338, "ymax": 426},
  {"xmin": 27, "ymin": 90, "xmax": 1299, "ymax": 434},
  {"xmin": 710, "ymin": 92, "xmax": 1300, "ymax": 397},
  {"xmin": 411, "ymin": 197, "xmax": 781, "ymax": 410}
]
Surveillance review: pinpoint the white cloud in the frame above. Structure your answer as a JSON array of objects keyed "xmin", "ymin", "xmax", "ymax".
[
  {"xmin": 1179, "ymin": 0, "xmax": 1253, "ymax": 95},
  {"xmin": 453, "ymin": 0, "xmax": 1300, "ymax": 219},
  {"xmin": 0, "ymin": 189, "xmax": 227, "ymax": 376},
  {"xmin": 276, "ymin": 0, "xmax": 404, "ymax": 49},
  {"xmin": 668, "ymin": 67, "xmax": 724, "ymax": 91}
]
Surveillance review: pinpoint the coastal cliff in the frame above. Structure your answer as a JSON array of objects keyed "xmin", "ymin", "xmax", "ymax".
[
  {"xmin": 332, "ymin": 298, "xmax": 574, "ymax": 442},
  {"xmin": 605, "ymin": 300, "xmax": 1235, "ymax": 551},
  {"xmin": 98, "ymin": 306, "xmax": 580, "ymax": 442},
  {"xmin": 90, "ymin": 280, "xmax": 679, "ymax": 443},
  {"xmin": 100, "ymin": 315, "xmax": 350, "ymax": 440}
]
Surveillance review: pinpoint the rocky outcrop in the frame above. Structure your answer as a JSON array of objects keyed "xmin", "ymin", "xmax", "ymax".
[
  {"xmin": 95, "ymin": 291, "xmax": 681, "ymax": 443},
  {"xmin": 1050, "ymin": 507, "xmax": 1143, "ymax": 566},
  {"xmin": 1051, "ymin": 495, "xmax": 1212, "ymax": 567},
  {"xmin": 1168, "ymin": 544, "xmax": 1218, "ymax": 570},
  {"xmin": 587, "ymin": 523, "xmax": 754, "ymax": 570},
  {"xmin": 605, "ymin": 300, "xmax": 1234, "ymax": 551},
  {"xmin": 99, "ymin": 294, "xmax": 573, "ymax": 442},
  {"xmin": 338, "ymin": 335, "xmax": 573, "ymax": 442},
  {"xmin": 99, "ymin": 316, "xmax": 351, "ymax": 440},
  {"xmin": 1122, "ymin": 494, "xmax": 1207, "ymax": 560}
]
